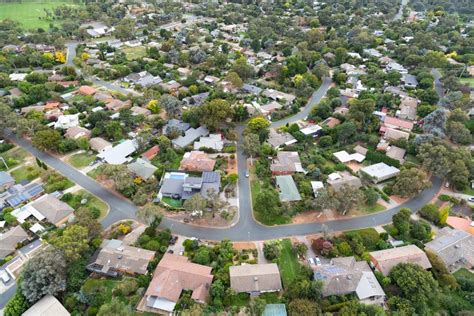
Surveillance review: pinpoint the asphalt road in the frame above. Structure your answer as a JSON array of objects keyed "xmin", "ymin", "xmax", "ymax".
[
  {"xmin": 431, "ymin": 68, "xmax": 445, "ymax": 106},
  {"xmin": 6, "ymin": 75, "xmax": 442, "ymax": 240}
]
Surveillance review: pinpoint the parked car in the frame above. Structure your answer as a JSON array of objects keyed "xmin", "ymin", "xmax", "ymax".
[
  {"xmin": 245, "ymin": 170, "xmax": 249, "ymax": 178},
  {"xmin": 169, "ymin": 236, "xmax": 178, "ymax": 245},
  {"xmin": 167, "ymin": 249, "xmax": 174, "ymax": 254},
  {"xmin": 315, "ymin": 257, "xmax": 322, "ymax": 266},
  {"xmin": 308, "ymin": 258, "xmax": 316, "ymax": 266},
  {"xmin": 468, "ymin": 197, "xmax": 474, "ymax": 202}
]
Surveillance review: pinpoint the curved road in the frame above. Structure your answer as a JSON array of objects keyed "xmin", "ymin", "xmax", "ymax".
[{"xmin": 6, "ymin": 74, "xmax": 442, "ymax": 240}]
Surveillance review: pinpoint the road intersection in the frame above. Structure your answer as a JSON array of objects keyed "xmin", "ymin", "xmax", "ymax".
[{"xmin": 6, "ymin": 72, "xmax": 442, "ymax": 240}]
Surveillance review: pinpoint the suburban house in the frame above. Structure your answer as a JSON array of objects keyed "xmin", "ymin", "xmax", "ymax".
[
  {"xmin": 385, "ymin": 146, "xmax": 406, "ymax": 164},
  {"xmin": 327, "ymin": 172, "xmax": 362, "ymax": 191},
  {"xmin": 77, "ymin": 85, "xmax": 97, "ymax": 96},
  {"xmin": 275, "ymin": 175, "xmax": 301, "ymax": 202},
  {"xmin": 159, "ymin": 171, "xmax": 221, "ymax": 200},
  {"xmin": 270, "ymin": 151, "xmax": 304, "ymax": 175},
  {"xmin": 425, "ymin": 227, "xmax": 474, "ymax": 273},
  {"xmin": 262, "ymin": 89, "xmax": 296, "ymax": 104},
  {"xmin": 333, "ymin": 150, "xmax": 365, "ymax": 164},
  {"xmin": 124, "ymin": 71, "xmax": 162, "ymax": 87},
  {"xmin": 89, "ymin": 137, "xmax": 112, "ymax": 153},
  {"xmin": 397, "ymin": 96, "xmax": 418, "ymax": 121},
  {"xmin": 162, "ymin": 119, "xmax": 190, "ymax": 136},
  {"xmin": 0, "ymin": 226, "xmax": 28, "ymax": 260},
  {"xmin": 0, "ymin": 182, "xmax": 44, "ymax": 209},
  {"xmin": 172, "ymin": 126, "xmax": 209, "ymax": 149},
  {"xmin": 0, "ymin": 171, "xmax": 15, "ymax": 191},
  {"xmin": 313, "ymin": 256, "xmax": 386, "ymax": 306},
  {"xmin": 128, "ymin": 158, "xmax": 158, "ymax": 180},
  {"xmin": 54, "ymin": 114, "xmax": 80, "ymax": 129},
  {"xmin": 87, "ymin": 239, "xmax": 155, "ymax": 276},
  {"xmin": 180, "ymin": 151, "xmax": 215, "ymax": 172},
  {"xmin": 369, "ymin": 245, "xmax": 432, "ymax": 276},
  {"xmin": 97, "ymin": 139, "xmax": 138, "ymax": 164},
  {"xmin": 193, "ymin": 134, "xmax": 224, "ymax": 151},
  {"xmin": 360, "ymin": 163, "xmax": 400, "ymax": 183},
  {"xmin": 23, "ymin": 295, "xmax": 70, "ymax": 316},
  {"xmin": 65, "ymin": 126, "xmax": 91, "ymax": 140},
  {"xmin": 32, "ymin": 194, "xmax": 75, "ymax": 227},
  {"xmin": 140, "ymin": 253, "xmax": 213, "ymax": 314},
  {"xmin": 229, "ymin": 263, "xmax": 283, "ymax": 295},
  {"xmin": 267, "ymin": 129, "xmax": 297, "ymax": 149},
  {"xmin": 141, "ymin": 145, "xmax": 160, "ymax": 161},
  {"xmin": 300, "ymin": 124, "xmax": 322, "ymax": 137}
]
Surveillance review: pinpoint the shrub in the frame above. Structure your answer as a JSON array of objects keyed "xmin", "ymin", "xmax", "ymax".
[
  {"xmin": 438, "ymin": 194, "xmax": 451, "ymax": 202},
  {"xmin": 419, "ymin": 204, "xmax": 439, "ymax": 223},
  {"xmin": 366, "ymin": 150, "xmax": 400, "ymax": 168}
]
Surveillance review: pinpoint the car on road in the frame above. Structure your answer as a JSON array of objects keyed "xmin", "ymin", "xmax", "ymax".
[
  {"xmin": 245, "ymin": 171, "xmax": 249, "ymax": 178},
  {"xmin": 468, "ymin": 197, "xmax": 474, "ymax": 202}
]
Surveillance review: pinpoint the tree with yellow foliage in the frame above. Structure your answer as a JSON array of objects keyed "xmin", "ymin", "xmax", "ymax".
[
  {"xmin": 147, "ymin": 100, "xmax": 160, "ymax": 114},
  {"xmin": 54, "ymin": 51, "xmax": 66, "ymax": 64},
  {"xmin": 81, "ymin": 52, "xmax": 90, "ymax": 61}
]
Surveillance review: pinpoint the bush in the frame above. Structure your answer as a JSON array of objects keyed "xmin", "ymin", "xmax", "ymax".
[
  {"xmin": 419, "ymin": 204, "xmax": 439, "ymax": 223},
  {"xmin": 263, "ymin": 241, "xmax": 280, "ymax": 261},
  {"xmin": 438, "ymin": 194, "xmax": 451, "ymax": 202}
]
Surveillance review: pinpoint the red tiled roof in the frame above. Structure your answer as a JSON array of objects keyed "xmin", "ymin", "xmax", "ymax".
[{"xmin": 142, "ymin": 145, "xmax": 160, "ymax": 160}]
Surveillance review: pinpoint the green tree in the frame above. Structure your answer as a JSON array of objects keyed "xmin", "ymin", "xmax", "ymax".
[
  {"xmin": 50, "ymin": 225, "xmax": 89, "ymax": 262},
  {"xmin": 32, "ymin": 129, "xmax": 62, "ymax": 151},
  {"xmin": 263, "ymin": 241, "xmax": 281, "ymax": 260},
  {"xmin": 224, "ymin": 71, "xmax": 243, "ymax": 89},
  {"xmin": 392, "ymin": 168, "xmax": 431, "ymax": 198},
  {"xmin": 288, "ymin": 299, "xmax": 320, "ymax": 316},
  {"xmin": 4, "ymin": 291, "xmax": 29, "ymax": 316},
  {"xmin": 231, "ymin": 57, "xmax": 255, "ymax": 80},
  {"xmin": 200, "ymin": 99, "xmax": 232, "ymax": 131},
  {"xmin": 137, "ymin": 203, "xmax": 163, "ymax": 227},
  {"xmin": 183, "ymin": 194, "xmax": 207, "ymax": 213},
  {"xmin": 392, "ymin": 208, "xmax": 412, "ymax": 239},
  {"xmin": 389, "ymin": 263, "xmax": 438, "ymax": 310},
  {"xmin": 21, "ymin": 249, "xmax": 67, "ymax": 303},
  {"xmin": 242, "ymin": 133, "xmax": 261, "ymax": 157}
]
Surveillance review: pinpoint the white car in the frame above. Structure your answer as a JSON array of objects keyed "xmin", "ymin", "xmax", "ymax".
[
  {"xmin": 468, "ymin": 197, "xmax": 474, "ymax": 203},
  {"xmin": 308, "ymin": 258, "xmax": 316, "ymax": 266},
  {"xmin": 245, "ymin": 171, "xmax": 249, "ymax": 178},
  {"xmin": 315, "ymin": 257, "xmax": 322, "ymax": 266}
]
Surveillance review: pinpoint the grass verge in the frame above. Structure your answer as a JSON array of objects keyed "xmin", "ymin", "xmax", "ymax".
[
  {"xmin": 68, "ymin": 153, "xmax": 96, "ymax": 169},
  {"xmin": 277, "ymin": 239, "xmax": 300, "ymax": 288}
]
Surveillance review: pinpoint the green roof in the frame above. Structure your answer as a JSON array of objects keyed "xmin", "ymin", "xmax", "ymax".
[
  {"xmin": 263, "ymin": 304, "xmax": 287, "ymax": 316},
  {"xmin": 275, "ymin": 175, "xmax": 301, "ymax": 202}
]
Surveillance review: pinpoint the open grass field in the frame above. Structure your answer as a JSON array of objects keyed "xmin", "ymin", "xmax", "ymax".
[{"xmin": 0, "ymin": 0, "xmax": 81, "ymax": 29}]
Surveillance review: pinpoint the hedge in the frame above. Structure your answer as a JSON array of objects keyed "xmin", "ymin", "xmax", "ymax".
[{"xmin": 365, "ymin": 150, "xmax": 401, "ymax": 168}]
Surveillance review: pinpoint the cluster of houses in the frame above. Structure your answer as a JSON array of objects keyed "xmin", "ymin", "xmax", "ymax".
[{"xmin": 0, "ymin": 170, "xmax": 76, "ymax": 293}]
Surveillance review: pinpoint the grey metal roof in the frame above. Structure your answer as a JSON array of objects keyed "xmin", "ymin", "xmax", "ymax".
[
  {"xmin": 160, "ymin": 178, "xmax": 184, "ymax": 196},
  {"xmin": 202, "ymin": 171, "xmax": 220, "ymax": 183},
  {"xmin": 0, "ymin": 172, "xmax": 14, "ymax": 186},
  {"xmin": 172, "ymin": 126, "xmax": 209, "ymax": 148}
]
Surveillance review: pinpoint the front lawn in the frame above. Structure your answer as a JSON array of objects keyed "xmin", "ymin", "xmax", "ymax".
[
  {"xmin": 162, "ymin": 196, "xmax": 183, "ymax": 208},
  {"xmin": 68, "ymin": 153, "xmax": 96, "ymax": 169},
  {"xmin": 277, "ymin": 239, "xmax": 300, "ymax": 288},
  {"xmin": 0, "ymin": 147, "xmax": 28, "ymax": 171},
  {"xmin": 62, "ymin": 189, "xmax": 109, "ymax": 220},
  {"xmin": 360, "ymin": 203, "xmax": 386, "ymax": 213},
  {"xmin": 10, "ymin": 164, "xmax": 42, "ymax": 182}
]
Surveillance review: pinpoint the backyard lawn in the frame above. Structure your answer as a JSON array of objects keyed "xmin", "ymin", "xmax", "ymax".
[
  {"xmin": 277, "ymin": 239, "xmax": 300, "ymax": 288},
  {"xmin": 0, "ymin": 0, "xmax": 82, "ymax": 29},
  {"xmin": 10, "ymin": 164, "xmax": 42, "ymax": 182},
  {"xmin": 122, "ymin": 46, "xmax": 147, "ymax": 60},
  {"xmin": 68, "ymin": 152, "xmax": 96, "ymax": 169}
]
